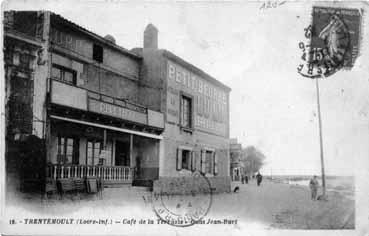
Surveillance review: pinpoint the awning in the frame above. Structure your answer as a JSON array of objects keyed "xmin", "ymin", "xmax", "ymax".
[{"xmin": 50, "ymin": 115, "xmax": 163, "ymax": 140}]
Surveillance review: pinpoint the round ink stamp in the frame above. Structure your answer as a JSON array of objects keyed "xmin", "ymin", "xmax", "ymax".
[{"xmin": 151, "ymin": 171, "xmax": 213, "ymax": 227}]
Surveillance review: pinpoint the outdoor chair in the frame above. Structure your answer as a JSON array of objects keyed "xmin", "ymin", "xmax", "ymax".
[
  {"xmin": 57, "ymin": 178, "xmax": 76, "ymax": 199},
  {"xmin": 73, "ymin": 178, "xmax": 87, "ymax": 199},
  {"xmin": 45, "ymin": 178, "xmax": 58, "ymax": 198},
  {"xmin": 42, "ymin": 178, "xmax": 59, "ymax": 204},
  {"xmin": 86, "ymin": 177, "xmax": 103, "ymax": 199}
]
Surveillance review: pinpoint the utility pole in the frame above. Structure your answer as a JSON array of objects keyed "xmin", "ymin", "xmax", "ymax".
[{"xmin": 315, "ymin": 78, "xmax": 326, "ymax": 198}]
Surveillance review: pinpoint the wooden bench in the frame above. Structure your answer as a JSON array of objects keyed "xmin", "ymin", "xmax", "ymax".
[
  {"xmin": 73, "ymin": 178, "xmax": 86, "ymax": 192},
  {"xmin": 42, "ymin": 178, "xmax": 58, "ymax": 201},
  {"xmin": 73, "ymin": 178, "xmax": 87, "ymax": 199},
  {"xmin": 57, "ymin": 178, "xmax": 76, "ymax": 199},
  {"xmin": 45, "ymin": 178, "xmax": 58, "ymax": 194}
]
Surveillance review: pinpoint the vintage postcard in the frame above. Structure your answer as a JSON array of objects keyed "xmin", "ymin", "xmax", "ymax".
[{"xmin": 1, "ymin": 0, "xmax": 369, "ymax": 235}]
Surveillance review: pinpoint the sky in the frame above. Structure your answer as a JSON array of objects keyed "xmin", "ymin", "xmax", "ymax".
[{"xmin": 4, "ymin": 0, "xmax": 369, "ymax": 176}]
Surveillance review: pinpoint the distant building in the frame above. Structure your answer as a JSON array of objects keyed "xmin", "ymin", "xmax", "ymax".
[{"xmin": 230, "ymin": 138, "xmax": 243, "ymax": 181}]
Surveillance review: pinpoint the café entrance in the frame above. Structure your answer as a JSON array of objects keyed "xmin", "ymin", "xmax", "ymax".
[{"xmin": 115, "ymin": 140, "xmax": 130, "ymax": 167}]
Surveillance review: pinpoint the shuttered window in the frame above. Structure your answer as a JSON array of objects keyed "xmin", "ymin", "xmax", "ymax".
[
  {"xmin": 200, "ymin": 149, "xmax": 217, "ymax": 175},
  {"xmin": 180, "ymin": 95, "xmax": 192, "ymax": 128},
  {"xmin": 201, "ymin": 150, "xmax": 206, "ymax": 173},
  {"xmin": 176, "ymin": 148, "xmax": 195, "ymax": 171}
]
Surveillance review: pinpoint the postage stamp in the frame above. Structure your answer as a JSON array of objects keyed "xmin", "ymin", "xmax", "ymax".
[{"xmin": 297, "ymin": 6, "xmax": 362, "ymax": 78}]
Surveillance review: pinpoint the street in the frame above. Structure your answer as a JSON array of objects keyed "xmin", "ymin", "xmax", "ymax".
[{"xmin": 5, "ymin": 178, "xmax": 354, "ymax": 231}]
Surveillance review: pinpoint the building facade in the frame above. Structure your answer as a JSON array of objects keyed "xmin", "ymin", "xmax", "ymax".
[
  {"xmin": 4, "ymin": 12, "xmax": 231, "ymax": 195},
  {"xmin": 4, "ymin": 11, "xmax": 164, "ymax": 194},
  {"xmin": 133, "ymin": 25, "xmax": 232, "ymax": 193}
]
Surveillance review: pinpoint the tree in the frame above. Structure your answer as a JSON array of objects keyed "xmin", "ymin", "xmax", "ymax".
[{"xmin": 240, "ymin": 146, "xmax": 266, "ymax": 176}]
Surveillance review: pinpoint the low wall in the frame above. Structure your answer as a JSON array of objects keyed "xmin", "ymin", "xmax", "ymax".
[{"xmin": 153, "ymin": 176, "xmax": 231, "ymax": 194}]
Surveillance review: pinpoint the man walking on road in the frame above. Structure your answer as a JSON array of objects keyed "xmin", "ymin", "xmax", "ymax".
[
  {"xmin": 309, "ymin": 175, "xmax": 319, "ymax": 200},
  {"xmin": 256, "ymin": 172, "xmax": 263, "ymax": 186}
]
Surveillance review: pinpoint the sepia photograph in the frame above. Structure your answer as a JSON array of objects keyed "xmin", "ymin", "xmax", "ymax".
[{"xmin": 1, "ymin": 0, "xmax": 368, "ymax": 235}]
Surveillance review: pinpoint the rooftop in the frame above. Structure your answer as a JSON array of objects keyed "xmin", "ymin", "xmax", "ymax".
[{"xmin": 49, "ymin": 11, "xmax": 142, "ymax": 60}]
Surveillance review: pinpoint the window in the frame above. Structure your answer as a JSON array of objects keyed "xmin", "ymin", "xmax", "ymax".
[
  {"xmin": 87, "ymin": 140, "xmax": 102, "ymax": 166},
  {"xmin": 93, "ymin": 44, "xmax": 103, "ymax": 63},
  {"xmin": 201, "ymin": 150, "xmax": 218, "ymax": 175},
  {"xmin": 181, "ymin": 150, "xmax": 191, "ymax": 170},
  {"xmin": 51, "ymin": 64, "xmax": 76, "ymax": 85},
  {"xmin": 176, "ymin": 148, "xmax": 196, "ymax": 171},
  {"xmin": 57, "ymin": 136, "xmax": 79, "ymax": 164},
  {"xmin": 205, "ymin": 151, "xmax": 213, "ymax": 173},
  {"xmin": 180, "ymin": 95, "xmax": 192, "ymax": 129}
]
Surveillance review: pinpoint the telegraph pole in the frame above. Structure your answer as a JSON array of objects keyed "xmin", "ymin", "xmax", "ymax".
[{"xmin": 315, "ymin": 78, "xmax": 326, "ymax": 198}]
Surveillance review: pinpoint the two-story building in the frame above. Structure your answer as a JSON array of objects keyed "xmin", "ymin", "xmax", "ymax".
[
  {"xmin": 4, "ymin": 11, "xmax": 164, "ymax": 194},
  {"xmin": 4, "ymin": 12, "xmax": 231, "ymax": 195},
  {"xmin": 132, "ymin": 25, "xmax": 232, "ymax": 193}
]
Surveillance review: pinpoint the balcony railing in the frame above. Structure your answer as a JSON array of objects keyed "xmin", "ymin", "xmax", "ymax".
[
  {"xmin": 47, "ymin": 164, "xmax": 133, "ymax": 181},
  {"xmin": 87, "ymin": 88, "xmax": 147, "ymax": 114},
  {"xmin": 50, "ymin": 79, "xmax": 165, "ymax": 129}
]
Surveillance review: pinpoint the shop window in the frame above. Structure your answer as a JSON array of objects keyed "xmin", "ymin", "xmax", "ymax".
[
  {"xmin": 180, "ymin": 95, "xmax": 192, "ymax": 129},
  {"xmin": 176, "ymin": 148, "xmax": 195, "ymax": 171},
  {"xmin": 93, "ymin": 44, "xmax": 103, "ymax": 63},
  {"xmin": 87, "ymin": 140, "xmax": 102, "ymax": 166},
  {"xmin": 51, "ymin": 64, "xmax": 76, "ymax": 85},
  {"xmin": 201, "ymin": 150, "xmax": 218, "ymax": 175},
  {"xmin": 57, "ymin": 136, "xmax": 79, "ymax": 165}
]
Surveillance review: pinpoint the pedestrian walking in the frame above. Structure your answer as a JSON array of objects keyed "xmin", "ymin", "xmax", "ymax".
[
  {"xmin": 256, "ymin": 172, "xmax": 263, "ymax": 186},
  {"xmin": 245, "ymin": 175, "xmax": 249, "ymax": 184},
  {"xmin": 309, "ymin": 175, "xmax": 319, "ymax": 200}
]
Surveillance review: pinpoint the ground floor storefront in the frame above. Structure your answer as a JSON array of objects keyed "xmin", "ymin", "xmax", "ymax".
[{"xmin": 46, "ymin": 116, "xmax": 161, "ymax": 188}]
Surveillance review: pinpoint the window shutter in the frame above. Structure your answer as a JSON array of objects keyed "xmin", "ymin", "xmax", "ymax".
[
  {"xmin": 201, "ymin": 150, "xmax": 206, "ymax": 173},
  {"xmin": 213, "ymin": 152, "xmax": 218, "ymax": 175},
  {"xmin": 176, "ymin": 148, "xmax": 182, "ymax": 171},
  {"xmin": 191, "ymin": 151, "xmax": 196, "ymax": 171}
]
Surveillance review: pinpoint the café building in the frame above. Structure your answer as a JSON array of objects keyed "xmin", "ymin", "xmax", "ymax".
[
  {"xmin": 4, "ymin": 11, "xmax": 164, "ymax": 192},
  {"xmin": 46, "ymin": 14, "xmax": 165, "ymax": 187}
]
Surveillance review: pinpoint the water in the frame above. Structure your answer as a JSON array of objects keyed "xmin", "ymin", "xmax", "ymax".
[{"xmin": 277, "ymin": 176, "xmax": 355, "ymax": 200}]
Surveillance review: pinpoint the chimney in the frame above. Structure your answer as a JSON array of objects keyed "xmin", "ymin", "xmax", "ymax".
[{"xmin": 144, "ymin": 23, "xmax": 158, "ymax": 49}]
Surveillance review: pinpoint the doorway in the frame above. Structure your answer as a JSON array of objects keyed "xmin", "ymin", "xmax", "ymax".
[{"xmin": 115, "ymin": 140, "xmax": 130, "ymax": 166}]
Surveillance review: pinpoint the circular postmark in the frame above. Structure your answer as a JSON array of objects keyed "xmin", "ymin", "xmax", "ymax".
[
  {"xmin": 297, "ymin": 10, "xmax": 351, "ymax": 79},
  {"xmin": 151, "ymin": 171, "xmax": 212, "ymax": 227}
]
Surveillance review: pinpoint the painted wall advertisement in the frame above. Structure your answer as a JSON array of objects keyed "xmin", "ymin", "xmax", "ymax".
[{"xmin": 166, "ymin": 60, "xmax": 228, "ymax": 137}]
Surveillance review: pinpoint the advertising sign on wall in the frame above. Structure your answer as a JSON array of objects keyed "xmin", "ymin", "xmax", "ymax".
[
  {"xmin": 88, "ymin": 98, "xmax": 147, "ymax": 125},
  {"xmin": 166, "ymin": 60, "xmax": 228, "ymax": 137}
]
